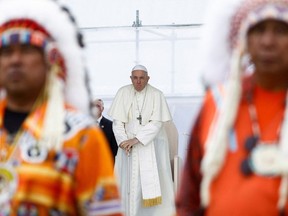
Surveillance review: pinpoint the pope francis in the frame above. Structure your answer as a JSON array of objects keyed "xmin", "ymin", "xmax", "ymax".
[{"xmin": 109, "ymin": 65, "xmax": 176, "ymax": 216}]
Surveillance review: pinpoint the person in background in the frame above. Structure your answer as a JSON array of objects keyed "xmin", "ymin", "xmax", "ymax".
[
  {"xmin": 0, "ymin": 0, "xmax": 122, "ymax": 215},
  {"xmin": 109, "ymin": 65, "xmax": 175, "ymax": 216},
  {"xmin": 176, "ymin": 0, "xmax": 288, "ymax": 215},
  {"xmin": 91, "ymin": 98, "xmax": 118, "ymax": 163}
]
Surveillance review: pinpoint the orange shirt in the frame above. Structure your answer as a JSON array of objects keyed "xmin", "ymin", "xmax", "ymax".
[
  {"xmin": 176, "ymin": 83, "xmax": 288, "ymax": 216},
  {"xmin": 0, "ymin": 100, "xmax": 123, "ymax": 215}
]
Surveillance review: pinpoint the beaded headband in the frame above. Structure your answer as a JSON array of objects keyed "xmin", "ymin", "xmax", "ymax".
[
  {"xmin": 0, "ymin": 19, "xmax": 66, "ymax": 80},
  {"xmin": 230, "ymin": 0, "xmax": 288, "ymax": 49},
  {"xmin": 0, "ymin": 0, "xmax": 92, "ymax": 150},
  {"xmin": 200, "ymin": 0, "xmax": 288, "ymax": 88},
  {"xmin": 0, "ymin": 0, "xmax": 91, "ymax": 114}
]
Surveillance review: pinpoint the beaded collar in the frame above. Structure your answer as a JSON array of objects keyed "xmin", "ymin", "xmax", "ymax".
[{"xmin": 240, "ymin": 75, "xmax": 287, "ymax": 175}]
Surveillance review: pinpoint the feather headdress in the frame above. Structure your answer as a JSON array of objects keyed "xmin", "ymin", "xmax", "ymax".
[
  {"xmin": 0, "ymin": 0, "xmax": 91, "ymax": 150},
  {"xmin": 0, "ymin": 0, "xmax": 90, "ymax": 114}
]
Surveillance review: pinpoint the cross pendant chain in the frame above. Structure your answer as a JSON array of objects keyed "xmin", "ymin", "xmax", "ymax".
[
  {"xmin": 135, "ymin": 87, "xmax": 147, "ymax": 126},
  {"xmin": 137, "ymin": 114, "xmax": 142, "ymax": 125}
]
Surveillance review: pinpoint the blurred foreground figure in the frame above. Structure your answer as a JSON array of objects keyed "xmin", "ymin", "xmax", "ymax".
[
  {"xmin": 109, "ymin": 65, "xmax": 175, "ymax": 216},
  {"xmin": 0, "ymin": 0, "xmax": 122, "ymax": 215},
  {"xmin": 176, "ymin": 0, "xmax": 288, "ymax": 215}
]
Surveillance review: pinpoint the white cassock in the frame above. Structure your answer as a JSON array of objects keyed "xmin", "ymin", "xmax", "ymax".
[{"xmin": 109, "ymin": 84, "xmax": 176, "ymax": 216}]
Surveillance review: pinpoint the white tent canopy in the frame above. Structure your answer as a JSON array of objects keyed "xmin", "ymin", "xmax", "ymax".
[{"xmin": 64, "ymin": 0, "xmax": 209, "ymax": 161}]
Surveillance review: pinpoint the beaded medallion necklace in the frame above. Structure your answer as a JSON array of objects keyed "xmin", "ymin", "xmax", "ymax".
[
  {"xmin": 241, "ymin": 85, "xmax": 286, "ymax": 176},
  {"xmin": 0, "ymin": 99, "xmax": 48, "ymax": 205}
]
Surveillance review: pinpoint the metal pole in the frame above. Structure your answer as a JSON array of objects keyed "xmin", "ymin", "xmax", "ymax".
[
  {"xmin": 133, "ymin": 10, "xmax": 142, "ymax": 65},
  {"xmin": 135, "ymin": 27, "xmax": 139, "ymax": 65}
]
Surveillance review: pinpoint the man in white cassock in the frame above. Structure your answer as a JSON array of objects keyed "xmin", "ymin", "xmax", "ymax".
[{"xmin": 109, "ymin": 65, "xmax": 176, "ymax": 216}]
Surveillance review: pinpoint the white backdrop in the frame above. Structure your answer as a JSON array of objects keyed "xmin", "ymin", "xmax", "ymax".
[{"xmin": 63, "ymin": 0, "xmax": 209, "ymax": 161}]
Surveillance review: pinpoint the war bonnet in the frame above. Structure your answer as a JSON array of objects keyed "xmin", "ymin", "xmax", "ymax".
[
  {"xmin": 0, "ymin": 0, "xmax": 90, "ymax": 114},
  {"xmin": 200, "ymin": 0, "xmax": 288, "ymax": 88},
  {"xmin": 0, "ymin": 0, "xmax": 92, "ymax": 150}
]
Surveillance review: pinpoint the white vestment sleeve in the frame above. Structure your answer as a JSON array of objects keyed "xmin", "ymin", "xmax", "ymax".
[
  {"xmin": 112, "ymin": 120, "xmax": 128, "ymax": 146},
  {"xmin": 135, "ymin": 121, "xmax": 162, "ymax": 145}
]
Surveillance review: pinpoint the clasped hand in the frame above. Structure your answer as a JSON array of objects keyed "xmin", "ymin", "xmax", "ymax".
[{"xmin": 120, "ymin": 138, "xmax": 139, "ymax": 155}]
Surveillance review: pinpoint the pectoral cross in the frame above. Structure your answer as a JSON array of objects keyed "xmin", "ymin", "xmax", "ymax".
[{"xmin": 137, "ymin": 114, "xmax": 142, "ymax": 125}]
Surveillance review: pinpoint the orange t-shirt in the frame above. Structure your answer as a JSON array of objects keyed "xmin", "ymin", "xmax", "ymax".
[
  {"xmin": 176, "ymin": 83, "xmax": 288, "ymax": 216},
  {"xmin": 206, "ymin": 85, "xmax": 287, "ymax": 216}
]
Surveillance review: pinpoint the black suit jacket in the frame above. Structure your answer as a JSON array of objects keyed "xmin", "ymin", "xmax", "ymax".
[{"xmin": 99, "ymin": 116, "xmax": 118, "ymax": 162}]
